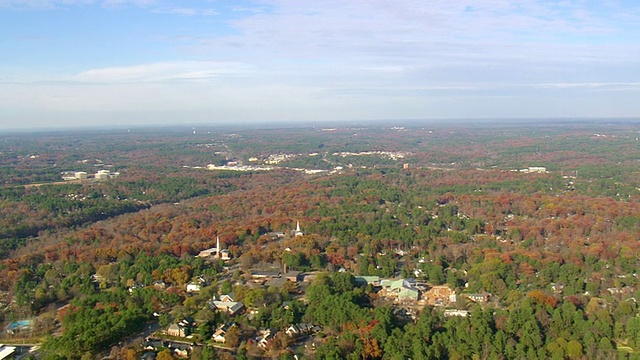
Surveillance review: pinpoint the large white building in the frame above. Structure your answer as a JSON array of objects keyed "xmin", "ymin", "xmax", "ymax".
[
  {"xmin": 197, "ymin": 236, "xmax": 230, "ymax": 260},
  {"xmin": 528, "ymin": 166, "xmax": 547, "ymax": 173},
  {"xmin": 0, "ymin": 345, "xmax": 16, "ymax": 360}
]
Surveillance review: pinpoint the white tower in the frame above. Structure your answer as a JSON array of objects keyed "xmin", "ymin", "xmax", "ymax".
[
  {"xmin": 216, "ymin": 236, "xmax": 221, "ymax": 259},
  {"xmin": 294, "ymin": 221, "xmax": 303, "ymax": 237}
]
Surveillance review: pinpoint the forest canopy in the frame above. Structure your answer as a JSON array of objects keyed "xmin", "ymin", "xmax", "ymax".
[{"xmin": 0, "ymin": 121, "xmax": 639, "ymax": 359}]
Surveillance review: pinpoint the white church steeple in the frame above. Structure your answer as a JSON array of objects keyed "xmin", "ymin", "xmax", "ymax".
[{"xmin": 294, "ymin": 221, "xmax": 303, "ymax": 237}]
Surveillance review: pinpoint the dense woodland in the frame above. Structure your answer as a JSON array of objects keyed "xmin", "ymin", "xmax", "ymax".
[{"xmin": 0, "ymin": 121, "xmax": 639, "ymax": 359}]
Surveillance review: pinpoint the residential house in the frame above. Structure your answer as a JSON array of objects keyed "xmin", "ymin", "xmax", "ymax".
[
  {"xmin": 178, "ymin": 318, "xmax": 194, "ymax": 328},
  {"xmin": 607, "ymin": 287, "xmax": 622, "ymax": 295},
  {"xmin": 186, "ymin": 283, "xmax": 201, "ymax": 293},
  {"xmin": 266, "ymin": 232, "xmax": 286, "ymax": 240},
  {"xmin": 256, "ymin": 328, "xmax": 277, "ymax": 349},
  {"xmin": 211, "ymin": 301, "xmax": 245, "ymax": 316},
  {"xmin": 91, "ymin": 274, "xmax": 106, "ymax": 284},
  {"xmin": 355, "ymin": 276, "xmax": 381, "ymax": 286},
  {"xmin": 606, "ymin": 287, "xmax": 635, "ymax": 297},
  {"xmin": 152, "ymin": 280, "xmax": 167, "ymax": 290},
  {"xmin": 219, "ymin": 292, "xmax": 236, "ymax": 302},
  {"xmin": 143, "ymin": 339, "xmax": 166, "ymax": 351},
  {"xmin": 424, "ymin": 285, "xmax": 457, "ymax": 306},
  {"xmin": 168, "ymin": 342, "xmax": 191, "ymax": 358},
  {"xmin": 285, "ymin": 323, "xmax": 319, "ymax": 338},
  {"xmin": 444, "ymin": 309, "xmax": 470, "ymax": 317},
  {"xmin": 167, "ymin": 323, "xmax": 188, "ymax": 338},
  {"xmin": 466, "ymin": 293, "xmax": 491, "ymax": 303},
  {"xmin": 285, "ymin": 325, "xmax": 301, "ymax": 337},
  {"xmin": 212, "ymin": 322, "xmax": 237, "ymax": 343},
  {"xmin": 550, "ymin": 283, "xmax": 564, "ymax": 294},
  {"xmin": 128, "ymin": 283, "xmax": 143, "ymax": 293}
]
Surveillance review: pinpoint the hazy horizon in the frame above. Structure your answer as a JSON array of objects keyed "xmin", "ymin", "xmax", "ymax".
[{"xmin": 2, "ymin": 117, "xmax": 639, "ymax": 135}]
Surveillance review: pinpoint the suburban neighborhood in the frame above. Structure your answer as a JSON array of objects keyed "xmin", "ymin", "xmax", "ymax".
[{"xmin": 103, "ymin": 222, "xmax": 502, "ymax": 359}]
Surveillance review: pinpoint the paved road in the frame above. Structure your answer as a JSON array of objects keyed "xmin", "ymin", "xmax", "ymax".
[{"xmin": 123, "ymin": 322, "xmax": 161, "ymax": 346}]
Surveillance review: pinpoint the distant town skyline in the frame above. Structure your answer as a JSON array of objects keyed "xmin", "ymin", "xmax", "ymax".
[{"xmin": 1, "ymin": 0, "xmax": 639, "ymax": 129}]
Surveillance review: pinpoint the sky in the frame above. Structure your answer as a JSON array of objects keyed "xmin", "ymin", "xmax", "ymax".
[{"xmin": 1, "ymin": 0, "xmax": 640, "ymax": 129}]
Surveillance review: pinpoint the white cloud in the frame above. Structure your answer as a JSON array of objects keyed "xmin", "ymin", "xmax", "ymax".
[
  {"xmin": 75, "ymin": 61, "xmax": 253, "ymax": 83},
  {"xmin": 231, "ymin": 5, "xmax": 267, "ymax": 14},
  {"xmin": 530, "ymin": 82, "xmax": 640, "ymax": 91},
  {"xmin": 180, "ymin": 0, "xmax": 637, "ymax": 83},
  {"xmin": 151, "ymin": 6, "xmax": 217, "ymax": 16},
  {"xmin": 0, "ymin": 0, "xmax": 91, "ymax": 8},
  {"xmin": 0, "ymin": 0, "xmax": 155, "ymax": 8}
]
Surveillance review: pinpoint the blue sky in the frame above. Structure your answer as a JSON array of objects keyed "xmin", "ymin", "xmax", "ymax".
[{"xmin": 1, "ymin": 0, "xmax": 640, "ymax": 129}]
